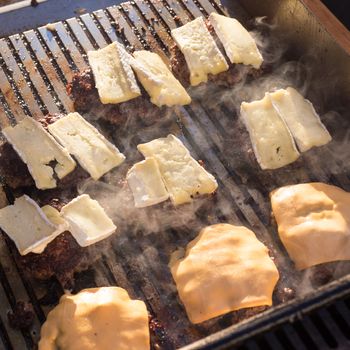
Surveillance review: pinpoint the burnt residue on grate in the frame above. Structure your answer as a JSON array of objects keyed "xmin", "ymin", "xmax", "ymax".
[{"xmin": 1, "ymin": 0, "xmax": 350, "ymax": 350}]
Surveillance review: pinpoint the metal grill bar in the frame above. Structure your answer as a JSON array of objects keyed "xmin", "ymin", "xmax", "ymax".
[{"xmin": 0, "ymin": 1, "xmax": 350, "ymax": 349}]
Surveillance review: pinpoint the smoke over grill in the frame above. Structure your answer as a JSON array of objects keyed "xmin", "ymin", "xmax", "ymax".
[{"xmin": 0, "ymin": 0, "xmax": 350, "ymax": 349}]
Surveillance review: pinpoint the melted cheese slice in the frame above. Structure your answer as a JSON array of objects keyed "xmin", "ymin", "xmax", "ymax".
[
  {"xmin": 38, "ymin": 287, "xmax": 150, "ymax": 350},
  {"xmin": 2, "ymin": 117, "xmax": 76, "ymax": 189},
  {"xmin": 137, "ymin": 135, "xmax": 218, "ymax": 205},
  {"xmin": 241, "ymin": 94, "xmax": 300, "ymax": 169},
  {"xmin": 271, "ymin": 183, "xmax": 350, "ymax": 270},
  {"xmin": 170, "ymin": 224, "xmax": 279, "ymax": 323},
  {"xmin": 270, "ymin": 88, "xmax": 332, "ymax": 152},
  {"xmin": 209, "ymin": 13, "xmax": 263, "ymax": 69},
  {"xmin": 0, "ymin": 196, "xmax": 66, "ymax": 255},
  {"xmin": 127, "ymin": 157, "xmax": 169, "ymax": 208},
  {"xmin": 88, "ymin": 42, "xmax": 141, "ymax": 104},
  {"xmin": 130, "ymin": 50, "xmax": 191, "ymax": 107},
  {"xmin": 60, "ymin": 194, "xmax": 116, "ymax": 247},
  {"xmin": 48, "ymin": 112, "xmax": 125, "ymax": 180},
  {"xmin": 171, "ymin": 17, "xmax": 229, "ymax": 86}
]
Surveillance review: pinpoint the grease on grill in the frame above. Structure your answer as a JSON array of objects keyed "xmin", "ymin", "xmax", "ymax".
[{"xmin": 7, "ymin": 301, "xmax": 35, "ymax": 330}]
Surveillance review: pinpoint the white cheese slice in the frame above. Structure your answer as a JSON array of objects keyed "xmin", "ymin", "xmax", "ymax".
[
  {"xmin": 209, "ymin": 13, "xmax": 263, "ymax": 69},
  {"xmin": 127, "ymin": 157, "xmax": 169, "ymax": 208},
  {"xmin": 60, "ymin": 194, "xmax": 116, "ymax": 247},
  {"xmin": 137, "ymin": 135, "xmax": 218, "ymax": 205},
  {"xmin": 2, "ymin": 117, "xmax": 76, "ymax": 190},
  {"xmin": 48, "ymin": 112, "xmax": 125, "ymax": 180},
  {"xmin": 0, "ymin": 196, "xmax": 65, "ymax": 255},
  {"xmin": 87, "ymin": 42, "xmax": 141, "ymax": 104},
  {"xmin": 240, "ymin": 94, "xmax": 300, "ymax": 169},
  {"xmin": 29, "ymin": 205, "xmax": 69, "ymax": 254},
  {"xmin": 269, "ymin": 87, "xmax": 332, "ymax": 152},
  {"xmin": 130, "ymin": 50, "xmax": 191, "ymax": 107},
  {"xmin": 41, "ymin": 205, "xmax": 68, "ymax": 229},
  {"xmin": 171, "ymin": 17, "xmax": 229, "ymax": 86}
]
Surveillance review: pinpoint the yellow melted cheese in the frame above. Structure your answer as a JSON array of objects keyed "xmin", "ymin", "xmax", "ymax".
[
  {"xmin": 271, "ymin": 183, "xmax": 350, "ymax": 270},
  {"xmin": 39, "ymin": 287, "xmax": 150, "ymax": 350},
  {"xmin": 169, "ymin": 223, "xmax": 279, "ymax": 323}
]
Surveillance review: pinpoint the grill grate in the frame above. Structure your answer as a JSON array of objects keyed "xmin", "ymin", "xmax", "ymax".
[
  {"xmin": 1, "ymin": 0, "xmax": 350, "ymax": 349},
  {"xmin": 235, "ymin": 296, "xmax": 350, "ymax": 350}
]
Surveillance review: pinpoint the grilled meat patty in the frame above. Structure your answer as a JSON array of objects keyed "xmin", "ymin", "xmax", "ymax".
[{"xmin": 66, "ymin": 69, "xmax": 167, "ymax": 127}]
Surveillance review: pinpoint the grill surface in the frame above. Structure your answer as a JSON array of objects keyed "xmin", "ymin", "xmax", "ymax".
[{"xmin": 0, "ymin": 0, "xmax": 350, "ymax": 349}]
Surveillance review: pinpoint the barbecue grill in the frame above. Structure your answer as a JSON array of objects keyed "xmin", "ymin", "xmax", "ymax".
[{"xmin": 0, "ymin": 0, "xmax": 350, "ymax": 349}]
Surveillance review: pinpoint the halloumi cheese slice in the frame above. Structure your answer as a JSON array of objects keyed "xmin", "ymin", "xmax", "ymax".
[
  {"xmin": 60, "ymin": 194, "xmax": 116, "ymax": 247},
  {"xmin": 270, "ymin": 88, "xmax": 332, "ymax": 152},
  {"xmin": 171, "ymin": 17, "xmax": 229, "ymax": 86},
  {"xmin": 0, "ymin": 196, "xmax": 67, "ymax": 255},
  {"xmin": 240, "ymin": 94, "xmax": 300, "ymax": 169},
  {"xmin": 271, "ymin": 183, "xmax": 350, "ymax": 270},
  {"xmin": 39, "ymin": 287, "xmax": 150, "ymax": 350},
  {"xmin": 127, "ymin": 157, "xmax": 169, "ymax": 208},
  {"xmin": 170, "ymin": 224, "xmax": 279, "ymax": 323},
  {"xmin": 48, "ymin": 112, "xmax": 125, "ymax": 180},
  {"xmin": 209, "ymin": 13, "xmax": 263, "ymax": 69},
  {"xmin": 130, "ymin": 50, "xmax": 191, "ymax": 107},
  {"xmin": 88, "ymin": 42, "xmax": 141, "ymax": 104},
  {"xmin": 2, "ymin": 117, "xmax": 76, "ymax": 189},
  {"xmin": 137, "ymin": 135, "xmax": 218, "ymax": 205}
]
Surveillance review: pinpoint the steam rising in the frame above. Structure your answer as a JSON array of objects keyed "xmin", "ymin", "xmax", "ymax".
[{"xmin": 72, "ymin": 12, "xmax": 350, "ymax": 344}]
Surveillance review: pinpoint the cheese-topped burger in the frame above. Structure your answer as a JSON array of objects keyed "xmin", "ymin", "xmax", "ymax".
[
  {"xmin": 39, "ymin": 287, "xmax": 150, "ymax": 350},
  {"xmin": 271, "ymin": 183, "xmax": 350, "ymax": 269},
  {"xmin": 170, "ymin": 224, "xmax": 279, "ymax": 323}
]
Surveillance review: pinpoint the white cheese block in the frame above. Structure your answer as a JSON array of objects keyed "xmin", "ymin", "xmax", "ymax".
[
  {"xmin": 127, "ymin": 157, "xmax": 169, "ymax": 208},
  {"xmin": 48, "ymin": 112, "xmax": 125, "ymax": 180},
  {"xmin": 131, "ymin": 50, "xmax": 191, "ymax": 107},
  {"xmin": 61, "ymin": 194, "xmax": 116, "ymax": 247},
  {"xmin": 2, "ymin": 117, "xmax": 76, "ymax": 190},
  {"xmin": 88, "ymin": 42, "xmax": 141, "ymax": 104},
  {"xmin": 137, "ymin": 135, "xmax": 218, "ymax": 205},
  {"xmin": 240, "ymin": 94, "xmax": 300, "ymax": 169},
  {"xmin": 0, "ymin": 196, "xmax": 65, "ymax": 255},
  {"xmin": 41, "ymin": 205, "xmax": 68, "ymax": 229},
  {"xmin": 171, "ymin": 17, "xmax": 229, "ymax": 86},
  {"xmin": 209, "ymin": 13, "xmax": 263, "ymax": 69},
  {"xmin": 269, "ymin": 87, "xmax": 332, "ymax": 152}
]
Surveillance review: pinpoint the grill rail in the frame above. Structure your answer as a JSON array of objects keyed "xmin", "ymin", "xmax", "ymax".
[{"xmin": 0, "ymin": 0, "xmax": 350, "ymax": 349}]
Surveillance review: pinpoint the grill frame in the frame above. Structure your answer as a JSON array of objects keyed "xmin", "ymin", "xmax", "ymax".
[{"xmin": 0, "ymin": 0, "xmax": 350, "ymax": 349}]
